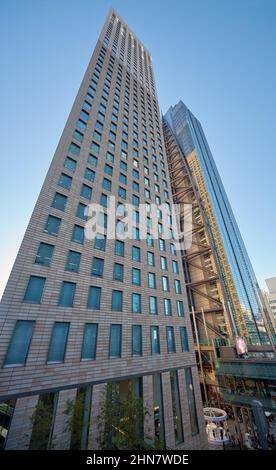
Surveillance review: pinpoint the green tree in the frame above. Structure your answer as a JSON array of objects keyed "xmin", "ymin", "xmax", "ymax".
[
  {"xmin": 29, "ymin": 396, "xmax": 55, "ymax": 450},
  {"xmin": 97, "ymin": 383, "xmax": 161, "ymax": 450}
]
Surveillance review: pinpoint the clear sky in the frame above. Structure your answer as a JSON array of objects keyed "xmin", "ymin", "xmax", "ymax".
[{"xmin": 0, "ymin": 0, "xmax": 276, "ymax": 297}]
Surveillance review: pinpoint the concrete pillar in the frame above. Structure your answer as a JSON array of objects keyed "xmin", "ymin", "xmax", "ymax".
[
  {"xmin": 5, "ymin": 395, "xmax": 39, "ymax": 449},
  {"xmin": 87, "ymin": 383, "xmax": 106, "ymax": 450},
  {"xmin": 143, "ymin": 374, "xmax": 155, "ymax": 444},
  {"xmin": 51, "ymin": 388, "xmax": 77, "ymax": 449},
  {"xmin": 161, "ymin": 371, "xmax": 175, "ymax": 449}
]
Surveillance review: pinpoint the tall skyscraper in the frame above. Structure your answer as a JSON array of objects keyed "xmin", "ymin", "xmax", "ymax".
[
  {"xmin": 163, "ymin": 101, "xmax": 276, "ymax": 447},
  {"xmin": 164, "ymin": 100, "xmax": 272, "ymax": 346},
  {"xmin": 0, "ymin": 11, "xmax": 207, "ymax": 450}
]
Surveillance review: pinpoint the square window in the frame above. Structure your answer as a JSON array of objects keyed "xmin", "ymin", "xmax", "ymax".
[
  {"xmin": 52, "ymin": 192, "xmax": 67, "ymax": 212},
  {"xmin": 44, "ymin": 215, "xmax": 61, "ymax": 236},
  {"xmin": 64, "ymin": 157, "xmax": 77, "ymax": 172},
  {"xmin": 35, "ymin": 243, "xmax": 54, "ymax": 266}
]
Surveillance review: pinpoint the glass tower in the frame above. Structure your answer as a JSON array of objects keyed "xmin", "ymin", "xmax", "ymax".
[{"xmin": 164, "ymin": 101, "xmax": 271, "ymax": 345}]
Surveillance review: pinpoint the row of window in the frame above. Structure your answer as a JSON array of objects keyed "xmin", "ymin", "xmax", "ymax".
[
  {"xmin": 4, "ymin": 320, "xmax": 189, "ymax": 367},
  {"xmin": 23, "ymin": 275, "xmax": 185, "ymax": 315},
  {"xmin": 44, "ymin": 213, "xmax": 177, "ymax": 256},
  {"xmin": 36, "ymin": 242, "xmax": 179, "ymax": 274},
  {"xmin": 104, "ymin": 17, "xmax": 155, "ymax": 91},
  {"xmin": 84, "ymin": 48, "xmax": 161, "ymax": 145}
]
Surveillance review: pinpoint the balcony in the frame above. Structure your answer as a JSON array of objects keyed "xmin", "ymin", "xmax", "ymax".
[
  {"xmin": 215, "ymin": 358, "xmax": 276, "ymax": 380},
  {"xmin": 221, "ymin": 392, "xmax": 276, "ymax": 411}
]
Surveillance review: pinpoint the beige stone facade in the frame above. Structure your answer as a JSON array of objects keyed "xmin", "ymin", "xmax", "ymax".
[{"xmin": 0, "ymin": 9, "xmax": 207, "ymax": 450}]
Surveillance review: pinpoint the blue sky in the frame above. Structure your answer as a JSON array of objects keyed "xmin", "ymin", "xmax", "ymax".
[{"xmin": 0, "ymin": 0, "xmax": 276, "ymax": 296}]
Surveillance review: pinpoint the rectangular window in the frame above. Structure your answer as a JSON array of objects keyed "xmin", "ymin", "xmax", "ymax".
[
  {"xmin": 151, "ymin": 326, "xmax": 160, "ymax": 354},
  {"xmin": 64, "ymin": 156, "xmax": 77, "ymax": 172},
  {"xmin": 58, "ymin": 173, "xmax": 72, "ymax": 190},
  {"xmin": 159, "ymin": 239, "xmax": 166, "ymax": 251},
  {"xmin": 147, "ymin": 252, "xmax": 155, "ymax": 266},
  {"xmin": 76, "ymin": 203, "xmax": 87, "ymax": 220},
  {"xmin": 69, "ymin": 142, "xmax": 81, "ymax": 156},
  {"xmin": 91, "ymin": 257, "xmax": 104, "ymax": 277},
  {"xmin": 160, "ymin": 256, "xmax": 168, "ymax": 270},
  {"xmin": 88, "ymin": 154, "xmax": 98, "ymax": 167},
  {"xmin": 47, "ymin": 322, "xmax": 70, "ymax": 363},
  {"xmin": 185, "ymin": 368, "xmax": 199, "ymax": 435},
  {"xmin": 132, "ymin": 325, "xmax": 142, "ymax": 356},
  {"xmin": 175, "ymin": 279, "xmax": 182, "ymax": 294},
  {"xmin": 149, "ymin": 296, "xmax": 158, "ymax": 315},
  {"xmin": 102, "ymin": 178, "xmax": 112, "ymax": 191},
  {"xmin": 118, "ymin": 187, "xmax": 126, "ymax": 199},
  {"xmin": 164, "ymin": 298, "xmax": 172, "ymax": 316},
  {"xmin": 132, "ymin": 246, "xmax": 140, "ymax": 261},
  {"xmin": 100, "ymin": 193, "xmax": 108, "ymax": 208},
  {"xmin": 87, "ymin": 286, "xmax": 101, "ymax": 309},
  {"xmin": 72, "ymin": 224, "xmax": 84, "ymax": 244},
  {"xmin": 80, "ymin": 109, "xmax": 89, "ymax": 121},
  {"xmin": 81, "ymin": 184, "xmax": 92, "ymax": 200},
  {"xmin": 93, "ymin": 130, "xmax": 101, "ymax": 142},
  {"xmin": 119, "ymin": 173, "xmax": 127, "ymax": 185},
  {"xmin": 132, "ymin": 195, "xmax": 139, "ymax": 206},
  {"xmin": 106, "ymin": 152, "xmax": 114, "ymax": 163},
  {"xmin": 44, "ymin": 215, "xmax": 61, "ymax": 236},
  {"xmin": 104, "ymin": 164, "xmax": 113, "ymax": 176},
  {"xmin": 132, "ymin": 268, "xmax": 141, "ymax": 286},
  {"xmin": 24, "ymin": 275, "xmax": 46, "ymax": 303},
  {"xmin": 66, "ymin": 250, "xmax": 81, "ymax": 272},
  {"xmin": 166, "ymin": 326, "xmax": 176, "ymax": 353},
  {"xmin": 77, "ymin": 119, "xmax": 87, "ymax": 131},
  {"xmin": 73, "ymin": 129, "xmax": 84, "ymax": 142},
  {"xmin": 113, "ymin": 263, "xmax": 124, "ymax": 282},
  {"xmin": 84, "ymin": 168, "xmax": 95, "ymax": 182},
  {"xmin": 132, "ymin": 293, "xmax": 141, "ymax": 313},
  {"xmin": 59, "ymin": 281, "xmax": 76, "ymax": 307},
  {"xmin": 82, "ymin": 324, "xmax": 98, "ymax": 360},
  {"xmin": 52, "ymin": 192, "xmax": 67, "ymax": 212},
  {"xmin": 115, "ymin": 240, "xmax": 124, "ymax": 256},
  {"xmin": 162, "ymin": 276, "xmax": 170, "ymax": 292},
  {"xmin": 180, "ymin": 327, "xmax": 189, "ymax": 351},
  {"xmin": 94, "ymin": 234, "xmax": 106, "ymax": 251},
  {"xmin": 177, "ymin": 300, "xmax": 184, "ymax": 317},
  {"xmin": 112, "ymin": 290, "xmax": 123, "ymax": 312},
  {"xmin": 107, "ymin": 320, "xmax": 122, "ymax": 361},
  {"xmin": 35, "ymin": 242, "xmax": 54, "ymax": 266},
  {"xmin": 172, "ymin": 260, "xmax": 179, "ymax": 274},
  {"xmin": 91, "ymin": 141, "xmax": 100, "ymax": 153},
  {"xmin": 4, "ymin": 320, "xmax": 35, "ymax": 367},
  {"xmin": 148, "ymin": 272, "xmax": 156, "ymax": 289}
]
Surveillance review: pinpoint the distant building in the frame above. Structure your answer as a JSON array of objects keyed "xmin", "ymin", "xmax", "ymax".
[{"xmin": 264, "ymin": 277, "xmax": 276, "ymax": 332}]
